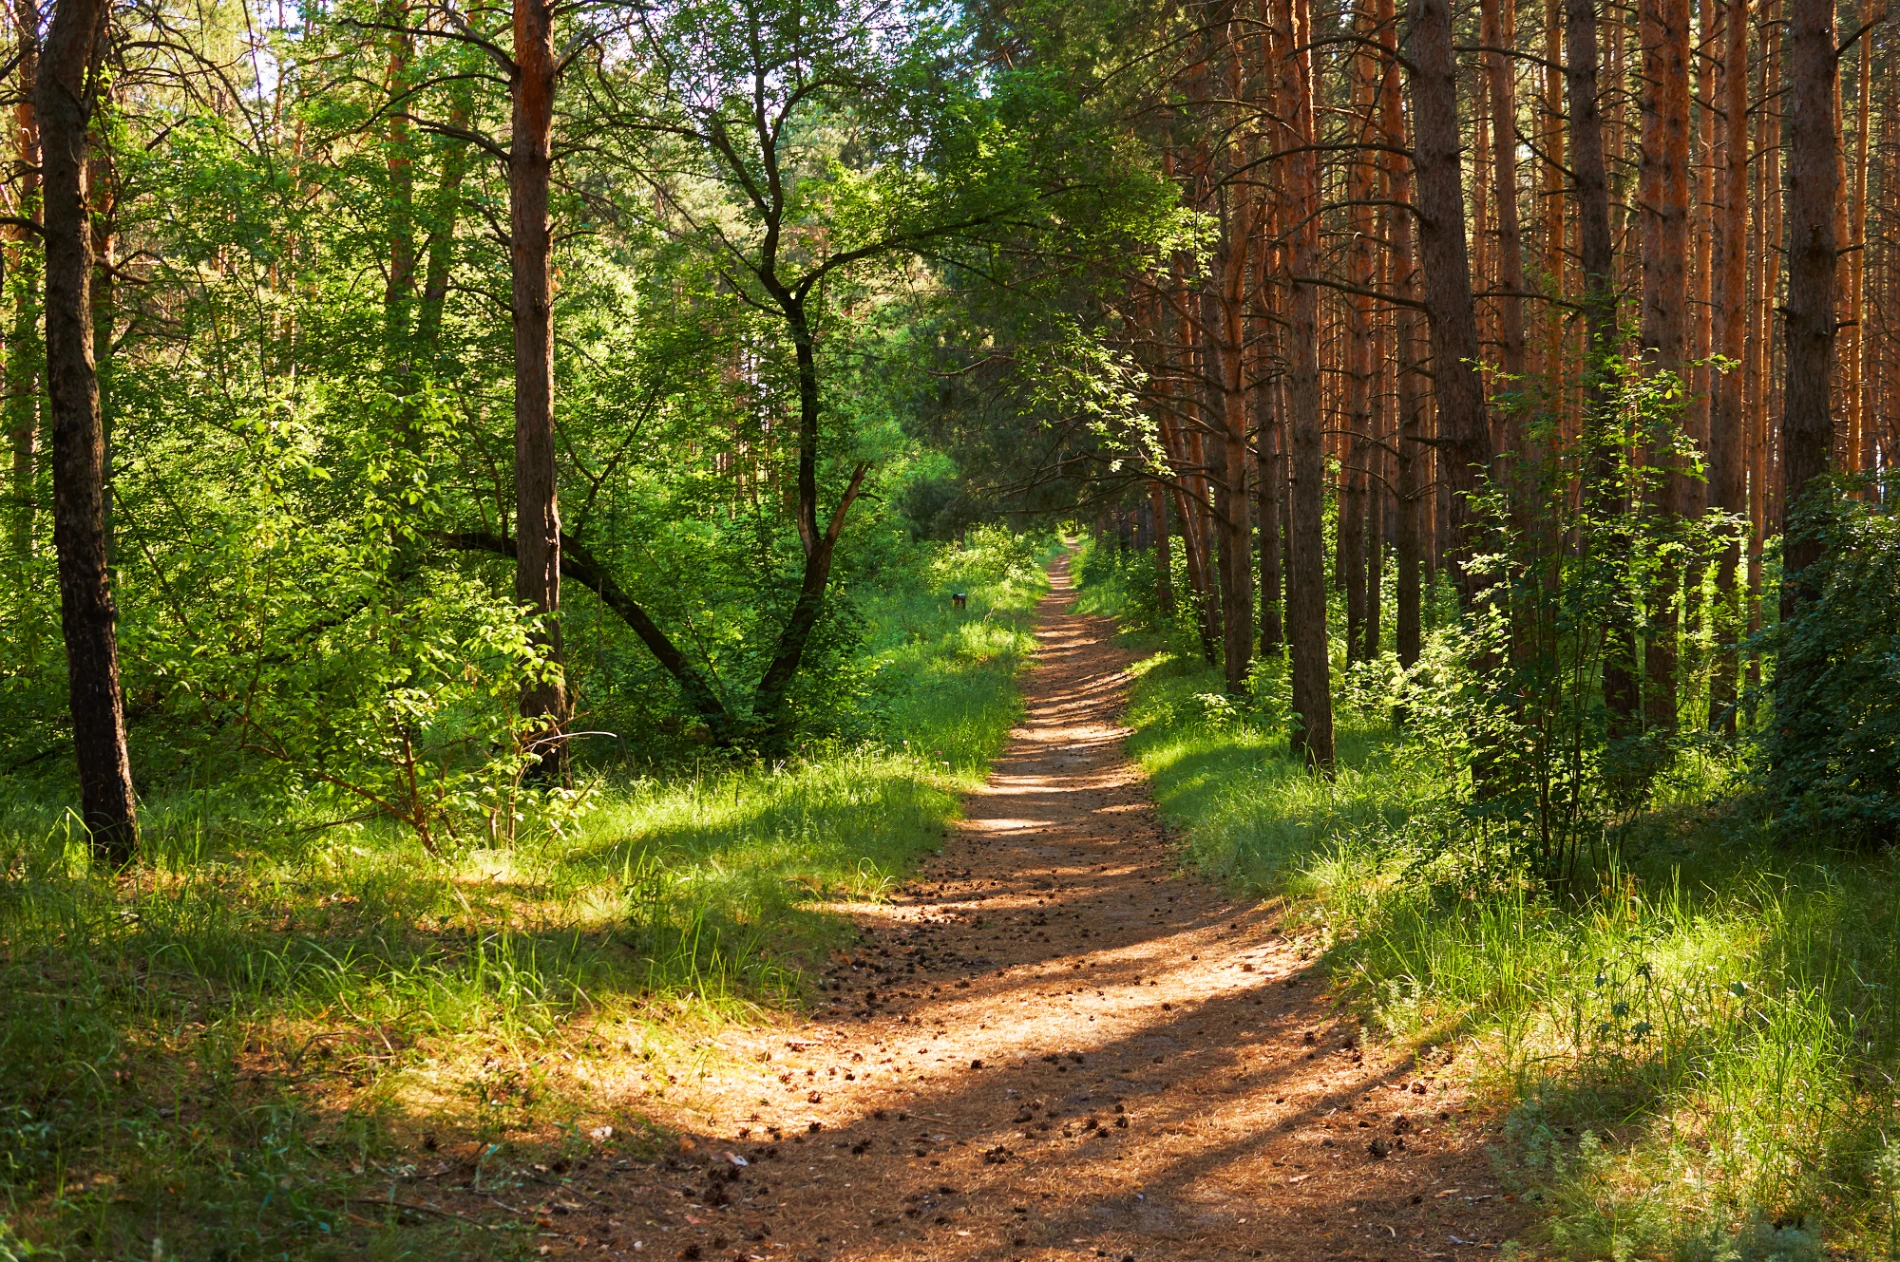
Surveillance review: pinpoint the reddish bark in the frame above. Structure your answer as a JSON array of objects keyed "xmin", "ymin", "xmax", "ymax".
[
  {"xmin": 1639, "ymin": 0, "xmax": 1692, "ymax": 735},
  {"xmin": 1778, "ymin": 0, "xmax": 1838, "ymax": 617},
  {"xmin": 1379, "ymin": 0, "xmax": 1423, "ymax": 669},
  {"xmin": 510, "ymin": 0, "xmax": 566, "ymax": 755},
  {"xmin": 1272, "ymin": 0, "xmax": 1333, "ymax": 769},
  {"xmin": 1408, "ymin": 0, "xmax": 1493, "ymax": 610},
  {"xmin": 1707, "ymin": 0, "xmax": 1748, "ymax": 733}
]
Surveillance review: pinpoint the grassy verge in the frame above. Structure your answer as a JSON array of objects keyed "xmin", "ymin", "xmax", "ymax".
[
  {"xmin": 0, "ymin": 535, "xmax": 1047, "ymax": 1261},
  {"xmin": 1077, "ymin": 543, "xmax": 1900, "ymax": 1262}
]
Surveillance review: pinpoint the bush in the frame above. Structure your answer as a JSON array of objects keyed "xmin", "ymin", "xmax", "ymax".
[{"xmin": 1759, "ymin": 484, "xmax": 1900, "ymax": 845}]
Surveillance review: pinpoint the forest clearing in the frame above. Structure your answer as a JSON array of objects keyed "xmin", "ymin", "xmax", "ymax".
[{"xmin": 2, "ymin": 0, "xmax": 1899, "ymax": 1256}]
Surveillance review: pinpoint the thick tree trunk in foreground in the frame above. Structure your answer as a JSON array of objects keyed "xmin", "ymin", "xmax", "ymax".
[
  {"xmin": 41, "ymin": 0, "xmax": 137, "ymax": 863},
  {"xmin": 1408, "ymin": 0, "xmax": 1492, "ymax": 611},
  {"xmin": 510, "ymin": 0, "xmax": 566, "ymax": 759},
  {"xmin": 1274, "ymin": 0, "xmax": 1334, "ymax": 769},
  {"xmin": 1778, "ymin": 0, "xmax": 1838, "ymax": 619}
]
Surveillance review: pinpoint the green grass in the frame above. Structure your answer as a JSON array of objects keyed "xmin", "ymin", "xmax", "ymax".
[
  {"xmin": 1078, "ymin": 542, "xmax": 1900, "ymax": 1262},
  {"xmin": 0, "ymin": 535, "xmax": 1046, "ymax": 1261}
]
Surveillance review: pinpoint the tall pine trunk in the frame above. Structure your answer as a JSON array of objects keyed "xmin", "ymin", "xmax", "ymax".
[
  {"xmin": 8, "ymin": 0, "xmax": 39, "ymax": 572},
  {"xmin": 1638, "ymin": 0, "xmax": 1691, "ymax": 737},
  {"xmin": 1778, "ymin": 0, "xmax": 1838, "ymax": 618},
  {"xmin": 1409, "ymin": 0, "xmax": 1493, "ymax": 611},
  {"xmin": 1273, "ymin": 0, "xmax": 1334, "ymax": 769},
  {"xmin": 1152, "ymin": 479, "xmax": 1175, "ymax": 617},
  {"xmin": 1707, "ymin": 0, "xmax": 1748, "ymax": 734},
  {"xmin": 40, "ymin": 0, "xmax": 136, "ymax": 863},
  {"xmin": 510, "ymin": 0, "xmax": 566, "ymax": 759},
  {"xmin": 1570, "ymin": 0, "xmax": 1637, "ymax": 733},
  {"xmin": 1380, "ymin": 0, "xmax": 1424, "ymax": 669}
]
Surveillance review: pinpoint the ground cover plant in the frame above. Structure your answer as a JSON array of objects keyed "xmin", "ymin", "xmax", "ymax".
[
  {"xmin": 0, "ymin": 531, "xmax": 1046, "ymax": 1259},
  {"xmin": 1078, "ymin": 538, "xmax": 1900, "ymax": 1262}
]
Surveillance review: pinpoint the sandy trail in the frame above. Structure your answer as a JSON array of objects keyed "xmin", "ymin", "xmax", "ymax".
[{"xmin": 539, "ymin": 554, "xmax": 1524, "ymax": 1261}]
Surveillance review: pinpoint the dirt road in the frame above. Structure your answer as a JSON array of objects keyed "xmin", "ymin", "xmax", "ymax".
[{"xmin": 554, "ymin": 554, "xmax": 1524, "ymax": 1261}]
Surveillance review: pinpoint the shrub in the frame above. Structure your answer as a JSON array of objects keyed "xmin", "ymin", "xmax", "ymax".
[{"xmin": 1759, "ymin": 483, "xmax": 1900, "ymax": 846}]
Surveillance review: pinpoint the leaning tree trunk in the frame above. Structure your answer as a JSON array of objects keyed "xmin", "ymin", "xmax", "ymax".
[
  {"xmin": 1778, "ymin": 0, "xmax": 1838, "ymax": 618},
  {"xmin": 510, "ymin": 0, "xmax": 566, "ymax": 763},
  {"xmin": 40, "ymin": 0, "xmax": 136, "ymax": 863},
  {"xmin": 748, "ymin": 296, "xmax": 871, "ymax": 753}
]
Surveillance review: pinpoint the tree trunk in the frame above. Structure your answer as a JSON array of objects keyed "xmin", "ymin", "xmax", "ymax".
[
  {"xmin": 8, "ymin": 0, "xmax": 39, "ymax": 571},
  {"xmin": 1380, "ymin": 0, "xmax": 1423, "ymax": 670},
  {"xmin": 1687, "ymin": 0, "xmax": 1716, "ymax": 524},
  {"xmin": 1569, "ymin": 0, "xmax": 1638, "ymax": 732},
  {"xmin": 416, "ymin": 84, "xmax": 474, "ymax": 363},
  {"xmin": 1274, "ymin": 0, "xmax": 1334, "ymax": 769},
  {"xmin": 748, "ymin": 297, "xmax": 872, "ymax": 750},
  {"xmin": 1152, "ymin": 478, "xmax": 1174, "ymax": 617},
  {"xmin": 1201, "ymin": 236, "xmax": 1253, "ymax": 692},
  {"xmin": 1408, "ymin": 0, "xmax": 1493, "ymax": 610},
  {"xmin": 382, "ymin": 7, "xmax": 416, "ymax": 364},
  {"xmin": 1707, "ymin": 0, "xmax": 1748, "ymax": 734},
  {"xmin": 1638, "ymin": 0, "xmax": 1691, "ymax": 736},
  {"xmin": 510, "ymin": 0, "xmax": 566, "ymax": 758},
  {"xmin": 1342, "ymin": 10, "xmax": 1376, "ymax": 663},
  {"xmin": 1481, "ymin": 0, "xmax": 1528, "ymax": 385},
  {"xmin": 1748, "ymin": 0, "xmax": 1781, "ymax": 705},
  {"xmin": 1540, "ymin": 0, "xmax": 1567, "ymax": 419},
  {"xmin": 88, "ymin": 87, "xmax": 112, "ymax": 562},
  {"xmin": 1778, "ymin": 0, "xmax": 1838, "ymax": 619},
  {"xmin": 1364, "ymin": 319, "xmax": 1385, "ymax": 661},
  {"xmin": 1254, "ymin": 232, "xmax": 1285, "ymax": 655},
  {"xmin": 40, "ymin": 0, "xmax": 136, "ymax": 863},
  {"xmin": 1256, "ymin": 375, "xmax": 1285, "ymax": 654},
  {"xmin": 1842, "ymin": 0, "xmax": 1872, "ymax": 483}
]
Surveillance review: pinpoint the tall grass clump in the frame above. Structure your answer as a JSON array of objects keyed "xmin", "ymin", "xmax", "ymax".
[
  {"xmin": 0, "ymin": 530, "xmax": 1046, "ymax": 1260},
  {"xmin": 1077, "ymin": 530, "xmax": 1900, "ymax": 1262}
]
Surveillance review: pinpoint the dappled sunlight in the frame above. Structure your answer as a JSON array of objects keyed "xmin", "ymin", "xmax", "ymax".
[{"xmin": 518, "ymin": 552, "xmax": 1520, "ymax": 1262}]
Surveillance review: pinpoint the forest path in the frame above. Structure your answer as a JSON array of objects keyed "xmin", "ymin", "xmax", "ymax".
[{"xmin": 559, "ymin": 553, "xmax": 1524, "ymax": 1261}]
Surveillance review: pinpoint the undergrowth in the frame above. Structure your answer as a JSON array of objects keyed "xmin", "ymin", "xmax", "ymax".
[
  {"xmin": 1078, "ymin": 539, "xmax": 1900, "ymax": 1262},
  {"xmin": 0, "ymin": 531, "xmax": 1048, "ymax": 1260}
]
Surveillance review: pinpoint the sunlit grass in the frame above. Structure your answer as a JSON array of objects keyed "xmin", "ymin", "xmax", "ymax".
[
  {"xmin": 1080, "ymin": 551, "xmax": 1900, "ymax": 1262},
  {"xmin": 0, "ymin": 538, "xmax": 1046, "ymax": 1260}
]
